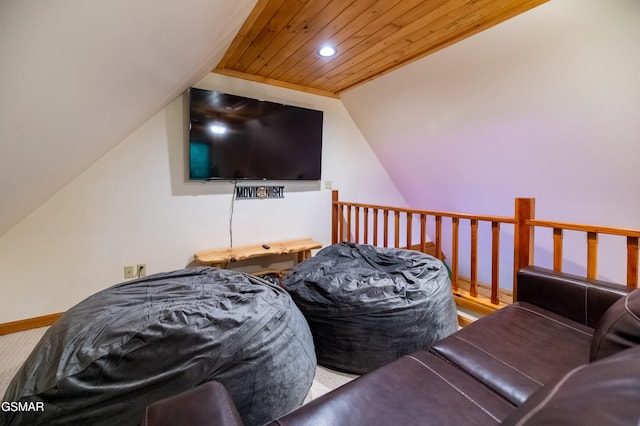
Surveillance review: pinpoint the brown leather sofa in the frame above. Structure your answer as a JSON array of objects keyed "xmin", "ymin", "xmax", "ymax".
[{"xmin": 144, "ymin": 266, "xmax": 640, "ymax": 425}]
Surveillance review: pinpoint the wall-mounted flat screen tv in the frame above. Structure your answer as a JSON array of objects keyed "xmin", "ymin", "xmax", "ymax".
[{"xmin": 188, "ymin": 88, "xmax": 323, "ymax": 181}]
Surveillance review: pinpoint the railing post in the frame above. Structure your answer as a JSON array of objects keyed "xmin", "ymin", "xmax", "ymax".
[
  {"xmin": 513, "ymin": 198, "xmax": 535, "ymax": 300},
  {"xmin": 394, "ymin": 211, "xmax": 400, "ymax": 248},
  {"xmin": 364, "ymin": 208, "xmax": 369, "ymax": 244},
  {"xmin": 470, "ymin": 219, "xmax": 479, "ymax": 297},
  {"xmin": 406, "ymin": 212, "xmax": 413, "ymax": 249},
  {"xmin": 491, "ymin": 221, "xmax": 501, "ymax": 305},
  {"xmin": 587, "ymin": 232, "xmax": 598, "ymax": 279},
  {"xmin": 553, "ymin": 228, "xmax": 564, "ymax": 272},
  {"xmin": 331, "ymin": 190, "xmax": 339, "ymax": 244},
  {"xmin": 451, "ymin": 217, "xmax": 459, "ymax": 292},
  {"xmin": 346, "ymin": 206, "xmax": 352, "ymax": 243},
  {"xmin": 627, "ymin": 236, "xmax": 639, "ymax": 289},
  {"xmin": 420, "ymin": 214, "xmax": 427, "ymax": 253},
  {"xmin": 373, "ymin": 209, "xmax": 379, "ymax": 246},
  {"xmin": 355, "ymin": 206, "xmax": 360, "ymax": 244},
  {"xmin": 383, "ymin": 210, "xmax": 389, "ymax": 247},
  {"xmin": 435, "ymin": 216, "xmax": 443, "ymax": 261}
]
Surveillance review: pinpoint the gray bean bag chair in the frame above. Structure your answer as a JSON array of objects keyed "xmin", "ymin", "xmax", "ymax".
[
  {"xmin": 2, "ymin": 267, "xmax": 316, "ymax": 426},
  {"xmin": 283, "ymin": 243, "xmax": 457, "ymax": 374}
]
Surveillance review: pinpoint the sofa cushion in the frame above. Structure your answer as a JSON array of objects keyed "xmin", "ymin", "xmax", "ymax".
[
  {"xmin": 431, "ymin": 302, "xmax": 593, "ymax": 405},
  {"xmin": 502, "ymin": 345, "xmax": 640, "ymax": 426},
  {"xmin": 590, "ymin": 288, "xmax": 640, "ymax": 361},
  {"xmin": 268, "ymin": 350, "xmax": 515, "ymax": 426}
]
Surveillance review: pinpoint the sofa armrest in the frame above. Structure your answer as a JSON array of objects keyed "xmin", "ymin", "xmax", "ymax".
[
  {"xmin": 143, "ymin": 381, "xmax": 244, "ymax": 426},
  {"xmin": 516, "ymin": 266, "xmax": 629, "ymax": 327}
]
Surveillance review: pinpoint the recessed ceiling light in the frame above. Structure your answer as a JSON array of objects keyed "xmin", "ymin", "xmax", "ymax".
[{"xmin": 318, "ymin": 46, "xmax": 336, "ymax": 57}]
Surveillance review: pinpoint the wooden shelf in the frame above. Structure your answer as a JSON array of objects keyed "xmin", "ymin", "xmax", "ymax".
[{"xmin": 195, "ymin": 238, "xmax": 322, "ymax": 268}]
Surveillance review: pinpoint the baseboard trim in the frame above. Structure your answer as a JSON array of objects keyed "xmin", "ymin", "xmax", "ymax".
[
  {"xmin": 2, "ymin": 312, "xmax": 475, "ymax": 332},
  {"xmin": 457, "ymin": 315, "xmax": 474, "ymax": 327},
  {"xmin": 0, "ymin": 313, "xmax": 63, "ymax": 336}
]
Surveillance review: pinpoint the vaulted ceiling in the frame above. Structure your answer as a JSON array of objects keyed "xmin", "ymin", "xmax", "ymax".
[
  {"xmin": 0, "ymin": 0, "xmax": 549, "ymax": 237},
  {"xmin": 216, "ymin": 0, "xmax": 548, "ymax": 97}
]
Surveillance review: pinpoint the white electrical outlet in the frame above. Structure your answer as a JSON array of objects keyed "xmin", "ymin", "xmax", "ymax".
[
  {"xmin": 137, "ymin": 264, "xmax": 147, "ymax": 277},
  {"xmin": 324, "ymin": 180, "xmax": 332, "ymax": 189},
  {"xmin": 124, "ymin": 265, "xmax": 135, "ymax": 279}
]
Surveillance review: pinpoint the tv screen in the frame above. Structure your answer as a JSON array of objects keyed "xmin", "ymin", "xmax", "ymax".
[{"xmin": 188, "ymin": 88, "xmax": 323, "ymax": 181}]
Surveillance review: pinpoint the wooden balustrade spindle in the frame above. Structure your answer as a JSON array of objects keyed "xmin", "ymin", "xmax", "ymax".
[
  {"xmin": 394, "ymin": 211, "xmax": 400, "ymax": 248},
  {"xmin": 406, "ymin": 212, "xmax": 413, "ymax": 249},
  {"xmin": 587, "ymin": 231, "xmax": 598, "ymax": 280},
  {"xmin": 420, "ymin": 214, "xmax": 427, "ymax": 253},
  {"xmin": 346, "ymin": 206, "xmax": 352, "ymax": 243},
  {"xmin": 354, "ymin": 206, "xmax": 360, "ymax": 244},
  {"xmin": 373, "ymin": 209, "xmax": 379, "ymax": 246},
  {"xmin": 338, "ymin": 204, "xmax": 344, "ymax": 242},
  {"xmin": 436, "ymin": 216, "xmax": 443, "ymax": 261},
  {"xmin": 364, "ymin": 208, "xmax": 369, "ymax": 244},
  {"xmin": 553, "ymin": 228, "xmax": 563, "ymax": 272},
  {"xmin": 451, "ymin": 217, "xmax": 459, "ymax": 291},
  {"xmin": 491, "ymin": 221, "xmax": 500, "ymax": 305},
  {"xmin": 470, "ymin": 219, "xmax": 478, "ymax": 298},
  {"xmin": 628, "ymin": 236, "xmax": 639, "ymax": 289},
  {"xmin": 383, "ymin": 210, "xmax": 389, "ymax": 247}
]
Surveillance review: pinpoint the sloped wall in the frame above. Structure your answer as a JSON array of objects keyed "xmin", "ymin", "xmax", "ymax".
[
  {"xmin": 0, "ymin": 74, "xmax": 405, "ymax": 323},
  {"xmin": 0, "ymin": 0, "xmax": 257, "ymax": 237},
  {"xmin": 342, "ymin": 0, "xmax": 640, "ymax": 287}
]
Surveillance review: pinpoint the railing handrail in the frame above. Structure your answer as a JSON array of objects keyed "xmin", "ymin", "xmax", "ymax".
[
  {"xmin": 333, "ymin": 200, "xmax": 517, "ymax": 225},
  {"xmin": 528, "ymin": 219, "xmax": 640, "ymax": 238}
]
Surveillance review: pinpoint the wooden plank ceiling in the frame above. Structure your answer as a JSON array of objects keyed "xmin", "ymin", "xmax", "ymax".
[{"xmin": 215, "ymin": 0, "xmax": 547, "ymax": 98}]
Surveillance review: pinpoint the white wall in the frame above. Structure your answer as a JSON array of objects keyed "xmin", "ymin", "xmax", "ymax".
[
  {"xmin": 342, "ymin": 0, "xmax": 640, "ymax": 287},
  {"xmin": 0, "ymin": 73, "xmax": 405, "ymax": 323}
]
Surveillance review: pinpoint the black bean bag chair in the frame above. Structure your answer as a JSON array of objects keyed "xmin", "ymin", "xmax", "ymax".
[
  {"xmin": 283, "ymin": 243, "xmax": 457, "ymax": 374},
  {"xmin": 2, "ymin": 267, "xmax": 316, "ymax": 426}
]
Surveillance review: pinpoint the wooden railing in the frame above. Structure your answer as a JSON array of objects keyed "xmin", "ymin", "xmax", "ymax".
[
  {"xmin": 331, "ymin": 191, "xmax": 639, "ymax": 313},
  {"xmin": 527, "ymin": 220, "xmax": 640, "ymax": 290}
]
